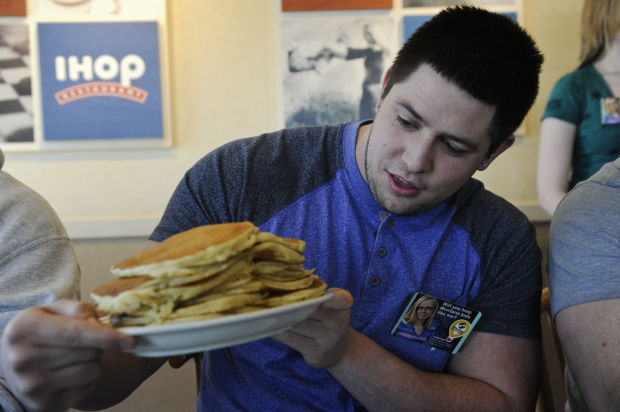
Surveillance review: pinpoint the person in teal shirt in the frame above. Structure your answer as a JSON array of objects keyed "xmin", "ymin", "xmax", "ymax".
[{"xmin": 537, "ymin": 0, "xmax": 620, "ymax": 216}]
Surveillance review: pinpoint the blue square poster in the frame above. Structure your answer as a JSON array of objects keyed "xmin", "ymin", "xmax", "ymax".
[
  {"xmin": 403, "ymin": 12, "xmax": 517, "ymax": 44},
  {"xmin": 38, "ymin": 22, "xmax": 163, "ymax": 141}
]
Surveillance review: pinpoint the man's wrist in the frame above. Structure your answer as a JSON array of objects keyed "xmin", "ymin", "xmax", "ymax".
[{"xmin": 326, "ymin": 327, "xmax": 359, "ymax": 372}]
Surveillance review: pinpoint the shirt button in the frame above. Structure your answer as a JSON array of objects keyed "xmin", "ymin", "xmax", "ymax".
[
  {"xmin": 377, "ymin": 247, "xmax": 387, "ymax": 257},
  {"xmin": 386, "ymin": 219, "xmax": 395, "ymax": 228},
  {"xmin": 370, "ymin": 276, "xmax": 381, "ymax": 286}
]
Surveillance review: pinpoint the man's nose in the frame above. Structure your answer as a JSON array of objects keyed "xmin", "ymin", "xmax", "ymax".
[{"xmin": 401, "ymin": 133, "xmax": 434, "ymax": 173}]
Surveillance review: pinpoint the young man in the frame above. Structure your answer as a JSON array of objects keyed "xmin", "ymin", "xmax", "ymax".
[
  {"xmin": 0, "ymin": 7, "xmax": 544, "ymax": 411},
  {"xmin": 549, "ymin": 157, "xmax": 620, "ymax": 411}
]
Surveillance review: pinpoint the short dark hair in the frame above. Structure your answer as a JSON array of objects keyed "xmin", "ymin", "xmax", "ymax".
[{"xmin": 382, "ymin": 6, "xmax": 543, "ymax": 153}]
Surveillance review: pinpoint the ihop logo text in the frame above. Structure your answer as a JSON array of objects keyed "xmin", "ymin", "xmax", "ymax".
[{"xmin": 53, "ymin": 54, "xmax": 149, "ymax": 105}]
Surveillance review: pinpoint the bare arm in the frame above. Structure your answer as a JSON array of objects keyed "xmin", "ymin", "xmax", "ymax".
[
  {"xmin": 74, "ymin": 346, "xmax": 165, "ymax": 410},
  {"xmin": 556, "ymin": 299, "xmax": 620, "ymax": 411},
  {"xmin": 329, "ymin": 330, "xmax": 538, "ymax": 411},
  {"xmin": 537, "ymin": 117, "xmax": 576, "ymax": 216},
  {"xmin": 0, "ymin": 240, "xmax": 166, "ymax": 411},
  {"xmin": 0, "ymin": 300, "xmax": 165, "ymax": 411},
  {"xmin": 275, "ymin": 289, "xmax": 540, "ymax": 411}
]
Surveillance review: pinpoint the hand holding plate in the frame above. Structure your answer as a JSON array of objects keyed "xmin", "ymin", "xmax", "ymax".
[
  {"xmin": 0, "ymin": 299, "xmax": 133, "ymax": 411},
  {"xmin": 272, "ymin": 287, "xmax": 354, "ymax": 368}
]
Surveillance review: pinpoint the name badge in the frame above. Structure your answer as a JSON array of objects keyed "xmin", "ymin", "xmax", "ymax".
[
  {"xmin": 391, "ymin": 293, "xmax": 481, "ymax": 354},
  {"xmin": 601, "ymin": 97, "xmax": 620, "ymax": 124}
]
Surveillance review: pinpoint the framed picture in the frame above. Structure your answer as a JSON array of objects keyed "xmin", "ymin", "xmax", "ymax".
[
  {"xmin": 33, "ymin": 0, "xmax": 166, "ymax": 17},
  {"xmin": 0, "ymin": 0, "xmax": 170, "ymax": 152},
  {"xmin": 282, "ymin": 0, "xmax": 392, "ymax": 11},
  {"xmin": 281, "ymin": 15, "xmax": 394, "ymax": 127},
  {"xmin": 403, "ymin": 0, "xmax": 516, "ymax": 7},
  {"xmin": 37, "ymin": 21, "xmax": 169, "ymax": 148},
  {"xmin": 403, "ymin": 11, "xmax": 517, "ymax": 43},
  {"xmin": 402, "ymin": 14, "xmax": 433, "ymax": 43},
  {"xmin": 0, "ymin": 0, "xmax": 26, "ymax": 16},
  {"xmin": 0, "ymin": 23, "xmax": 33, "ymax": 145}
]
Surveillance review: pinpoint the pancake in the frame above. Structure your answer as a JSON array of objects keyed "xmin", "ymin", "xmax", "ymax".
[
  {"xmin": 92, "ymin": 276, "xmax": 163, "ymax": 316},
  {"xmin": 91, "ymin": 275, "xmax": 152, "ymax": 298},
  {"xmin": 91, "ymin": 223, "xmax": 327, "ymax": 327},
  {"xmin": 92, "ymin": 256, "xmax": 254, "ymax": 315},
  {"xmin": 209, "ymin": 271, "xmax": 254, "ymax": 293},
  {"xmin": 262, "ymin": 276, "xmax": 327, "ymax": 307},
  {"xmin": 111, "ymin": 222, "xmax": 258, "ymax": 278},
  {"xmin": 256, "ymin": 232, "xmax": 306, "ymax": 253},
  {"xmin": 252, "ymin": 241, "xmax": 305, "ymax": 264},
  {"xmin": 256, "ymin": 270, "xmax": 309, "ymax": 281},
  {"xmin": 252, "ymin": 261, "xmax": 305, "ymax": 276},
  {"xmin": 169, "ymin": 292, "xmax": 264, "ymax": 320},
  {"xmin": 257, "ymin": 272, "xmax": 315, "ymax": 291},
  {"xmin": 157, "ymin": 259, "xmax": 254, "ymax": 301}
]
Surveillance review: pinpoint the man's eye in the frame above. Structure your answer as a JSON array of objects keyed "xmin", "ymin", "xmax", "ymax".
[
  {"xmin": 443, "ymin": 140, "xmax": 467, "ymax": 156},
  {"xmin": 396, "ymin": 115, "xmax": 418, "ymax": 129}
]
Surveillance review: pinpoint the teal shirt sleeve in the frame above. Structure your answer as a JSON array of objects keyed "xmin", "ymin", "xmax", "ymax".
[
  {"xmin": 542, "ymin": 70, "xmax": 584, "ymax": 124},
  {"xmin": 540, "ymin": 66, "xmax": 620, "ymax": 187}
]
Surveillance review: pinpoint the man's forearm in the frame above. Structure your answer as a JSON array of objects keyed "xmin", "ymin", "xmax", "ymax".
[
  {"xmin": 74, "ymin": 352, "xmax": 165, "ymax": 410},
  {"xmin": 327, "ymin": 329, "xmax": 514, "ymax": 412},
  {"xmin": 556, "ymin": 300, "xmax": 620, "ymax": 412}
]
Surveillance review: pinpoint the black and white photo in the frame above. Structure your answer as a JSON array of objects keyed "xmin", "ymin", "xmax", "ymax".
[{"xmin": 282, "ymin": 16, "xmax": 394, "ymax": 127}]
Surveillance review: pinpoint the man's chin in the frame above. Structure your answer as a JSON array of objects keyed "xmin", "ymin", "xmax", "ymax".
[
  {"xmin": 369, "ymin": 180, "xmax": 434, "ymax": 216},
  {"xmin": 381, "ymin": 199, "xmax": 430, "ymax": 216}
]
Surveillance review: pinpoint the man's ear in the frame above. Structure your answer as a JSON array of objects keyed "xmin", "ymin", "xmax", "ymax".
[
  {"xmin": 376, "ymin": 66, "xmax": 391, "ymax": 112},
  {"xmin": 382, "ymin": 66, "xmax": 391, "ymax": 90},
  {"xmin": 478, "ymin": 134, "xmax": 515, "ymax": 171}
]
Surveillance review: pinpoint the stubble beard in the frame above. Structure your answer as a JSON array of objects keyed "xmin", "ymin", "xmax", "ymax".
[
  {"xmin": 363, "ymin": 125, "xmax": 384, "ymax": 209},
  {"xmin": 363, "ymin": 126, "xmax": 425, "ymax": 216},
  {"xmin": 364, "ymin": 125, "xmax": 402, "ymax": 215}
]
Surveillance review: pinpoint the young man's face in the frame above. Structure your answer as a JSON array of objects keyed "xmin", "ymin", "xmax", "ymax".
[{"xmin": 356, "ymin": 63, "xmax": 513, "ymax": 216}]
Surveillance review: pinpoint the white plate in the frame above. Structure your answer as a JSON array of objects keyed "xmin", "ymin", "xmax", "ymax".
[{"xmin": 120, "ymin": 292, "xmax": 333, "ymax": 357}]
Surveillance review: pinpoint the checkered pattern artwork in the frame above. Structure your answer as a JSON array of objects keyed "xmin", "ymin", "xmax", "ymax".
[{"xmin": 0, "ymin": 24, "xmax": 32, "ymax": 143}]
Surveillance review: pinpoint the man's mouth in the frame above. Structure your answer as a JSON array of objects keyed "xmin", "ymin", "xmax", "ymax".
[{"xmin": 388, "ymin": 172, "xmax": 421, "ymax": 196}]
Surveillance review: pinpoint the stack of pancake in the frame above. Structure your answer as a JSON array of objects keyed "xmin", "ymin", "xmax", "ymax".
[{"xmin": 91, "ymin": 222, "xmax": 327, "ymax": 327}]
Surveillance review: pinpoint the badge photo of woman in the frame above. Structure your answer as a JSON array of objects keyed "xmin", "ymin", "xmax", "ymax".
[{"xmin": 395, "ymin": 295, "xmax": 439, "ymax": 343}]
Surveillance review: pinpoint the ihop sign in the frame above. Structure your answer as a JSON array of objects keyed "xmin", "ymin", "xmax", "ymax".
[
  {"xmin": 53, "ymin": 54, "xmax": 148, "ymax": 104},
  {"xmin": 38, "ymin": 22, "xmax": 163, "ymax": 141}
]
